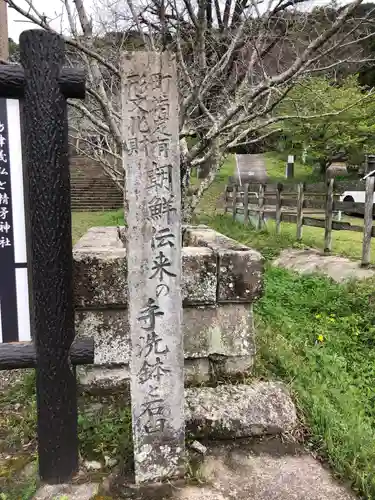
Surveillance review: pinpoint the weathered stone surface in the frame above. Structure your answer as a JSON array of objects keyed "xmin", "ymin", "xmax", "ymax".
[
  {"xmin": 74, "ymin": 238, "xmax": 217, "ymax": 307},
  {"xmin": 33, "ymin": 482, "xmax": 99, "ymax": 500},
  {"xmin": 176, "ymin": 439, "xmax": 355, "ymax": 500},
  {"xmin": 77, "ymin": 365, "xmax": 130, "ymax": 395},
  {"xmin": 182, "ymin": 247, "xmax": 217, "ymax": 305},
  {"xmin": 74, "ymin": 226, "xmax": 123, "ymax": 249},
  {"xmin": 185, "ymin": 382, "xmax": 297, "ymax": 438},
  {"xmin": 183, "ymin": 226, "xmax": 264, "ymax": 302},
  {"xmin": 74, "ymin": 225, "xmax": 263, "ymax": 401},
  {"xmin": 184, "ymin": 226, "xmax": 249, "ymax": 251},
  {"xmin": 217, "ymin": 249, "xmax": 263, "ymax": 303},
  {"xmin": 273, "ymin": 248, "xmax": 375, "ymax": 282},
  {"xmin": 105, "ymin": 438, "xmax": 356, "ymax": 499},
  {"xmin": 75, "ymin": 310, "xmax": 131, "ymax": 364},
  {"xmin": 77, "ymin": 355, "xmax": 250, "ymax": 393},
  {"xmin": 77, "ymin": 361, "xmax": 210, "ymax": 393},
  {"xmin": 75, "ymin": 304, "xmax": 255, "ymax": 366},
  {"xmin": 183, "ymin": 304, "xmax": 255, "ymax": 359},
  {"xmin": 107, "ymin": 438, "xmax": 356, "ymax": 500},
  {"xmin": 73, "ymin": 247, "xmax": 127, "ymax": 308},
  {"xmin": 74, "ymin": 225, "xmax": 263, "ymax": 306},
  {"xmin": 122, "ymin": 51, "xmax": 184, "ymax": 484},
  {"xmin": 185, "ymin": 358, "xmax": 210, "ymax": 385}
]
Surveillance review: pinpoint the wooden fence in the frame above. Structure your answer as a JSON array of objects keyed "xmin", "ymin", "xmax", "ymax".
[{"xmin": 225, "ymin": 178, "xmax": 375, "ymax": 266}]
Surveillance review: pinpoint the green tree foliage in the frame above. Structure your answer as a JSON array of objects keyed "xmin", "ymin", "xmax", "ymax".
[
  {"xmin": 8, "ymin": 38, "xmax": 20, "ymax": 62},
  {"xmin": 277, "ymin": 76, "xmax": 375, "ymax": 172}
]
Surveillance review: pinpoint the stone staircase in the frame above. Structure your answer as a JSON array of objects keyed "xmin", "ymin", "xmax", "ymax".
[{"xmin": 70, "ymin": 156, "xmax": 123, "ymax": 212}]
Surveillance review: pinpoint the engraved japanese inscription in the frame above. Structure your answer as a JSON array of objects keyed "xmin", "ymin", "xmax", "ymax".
[{"xmin": 122, "ymin": 52, "xmax": 184, "ymax": 484}]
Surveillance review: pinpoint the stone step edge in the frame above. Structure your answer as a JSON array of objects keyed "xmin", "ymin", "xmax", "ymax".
[
  {"xmin": 78, "ymin": 379, "xmax": 296, "ymax": 439},
  {"xmin": 185, "ymin": 382, "xmax": 297, "ymax": 439}
]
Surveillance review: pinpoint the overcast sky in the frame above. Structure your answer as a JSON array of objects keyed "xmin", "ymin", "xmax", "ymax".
[{"xmin": 7, "ymin": 0, "xmax": 91, "ymax": 40}]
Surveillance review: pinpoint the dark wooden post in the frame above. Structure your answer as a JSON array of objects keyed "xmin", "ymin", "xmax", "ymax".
[
  {"xmin": 232, "ymin": 184, "xmax": 237, "ymax": 221},
  {"xmin": 324, "ymin": 178, "xmax": 334, "ymax": 253},
  {"xmin": 243, "ymin": 184, "xmax": 249, "ymax": 224},
  {"xmin": 296, "ymin": 183, "xmax": 304, "ymax": 241},
  {"xmin": 275, "ymin": 183, "xmax": 283, "ymax": 235},
  {"xmin": 19, "ymin": 30, "xmax": 82, "ymax": 484},
  {"xmin": 224, "ymin": 186, "xmax": 229, "ymax": 214},
  {"xmin": 256, "ymin": 183, "xmax": 265, "ymax": 230}
]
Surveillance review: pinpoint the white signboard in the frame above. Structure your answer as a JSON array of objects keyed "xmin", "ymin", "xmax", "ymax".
[{"xmin": 0, "ymin": 98, "xmax": 31, "ymax": 343}]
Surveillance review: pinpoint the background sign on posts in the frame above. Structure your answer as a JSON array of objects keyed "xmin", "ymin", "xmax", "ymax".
[{"xmin": 0, "ymin": 98, "xmax": 30, "ymax": 343}]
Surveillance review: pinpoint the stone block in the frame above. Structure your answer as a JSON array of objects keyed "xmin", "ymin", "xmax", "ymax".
[
  {"xmin": 75, "ymin": 304, "xmax": 254, "ymax": 366},
  {"xmin": 183, "ymin": 226, "xmax": 249, "ymax": 251},
  {"xmin": 73, "ymin": 247, "xmax": 127, "ymax": 308},
  {"xmin": 217, "ymin": 249, "xmax": 263, "ymax": 303},
  {"xmin": 185, "ymin": 382, "xmax": 297, "ymax": 439},
  {"xmin": 182, "ymin": 304, "xmax": 255, "ymax": 359},
  {"xmin": 73, "ymin": 232, "xmax": 218, "ymax": 307},
  {"xmin": 77, "ymin": 365, "xmax": 130, "ymax": 395},
  {"xmin": 75, "ymin": 310, "xmax": 131, "ymax": 364},
  {"xmin": 33, "ymin": 482, "xmax": 99, "ymax": 500},
  {"xmin": 76, "ymin": 304, "xmax": 254, "ymax": 393},
  {"xmin": 77, "ymin": 359, "xmax": 211, "ymax": 393},
  {"xmin": 185, "ymin": 358, "xmax": 211, "ymax": 385},
  {"xmin": 74, "ymin": 226, "xmax": 123, "ymax": 249},
  {"xmin": 183, "ymin": 226, "xmax": 264, "ymax": 303},
  {"xmin": 182, "ymin": 247, "xmax": 217, "ymax": 305}
]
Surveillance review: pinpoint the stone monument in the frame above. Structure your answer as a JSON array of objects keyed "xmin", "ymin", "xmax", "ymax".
[{"xmin": 121, "ymin": 51, "xmax": 184, "ymax": 483}]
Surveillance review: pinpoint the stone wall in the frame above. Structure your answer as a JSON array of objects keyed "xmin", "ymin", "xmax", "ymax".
[{"xmin": 73, "ymin": 225, "xmax": 264, "ymax": 393}]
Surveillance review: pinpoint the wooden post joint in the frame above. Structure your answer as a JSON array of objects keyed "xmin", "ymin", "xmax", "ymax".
[{"xmin": 0, "ymin": 337, "xmax": 94, "ymax": 370}]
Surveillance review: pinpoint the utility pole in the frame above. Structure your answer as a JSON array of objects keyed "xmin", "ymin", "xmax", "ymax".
[{"xmin": 0, "ymin": 0, "xmax": 9, "ymax": 61}]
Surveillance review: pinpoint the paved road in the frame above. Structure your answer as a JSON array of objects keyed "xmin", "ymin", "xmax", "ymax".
[{"xmin": 233, "ymin": 154, "xmax": 268, "ymax": 184}]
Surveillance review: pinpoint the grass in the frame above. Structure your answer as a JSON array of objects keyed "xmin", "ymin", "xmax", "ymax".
[
  {"xmin": 192, "ymin": 155, "xmax": 236, "ymax": 216},
  {"xmin": 205, "ymin": 212, "xmax": 375, "ymax": 263},
  {"xmin": 0, "ymin": 373, "xmax": 38, "ymax": 499},
  {"xmin": 71, "ymin": 209, "xmax": 124, "ymax": 244},
  {"xmin": 263, "ymin": 151, "xmax": 321, "ymax": 183},
  {"xmin": 0, "ymin": 371, "xmax": 133, "ymax": 499},
  {"xmin": 254, "ymin": 266, "xmax": 375, "ymax": 499},
  {"xmin": 206, "ymin": 214, "xmax": 375, "ymax": 498}
]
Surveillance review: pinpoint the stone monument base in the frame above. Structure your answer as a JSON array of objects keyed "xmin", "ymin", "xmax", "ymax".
[{"xmin": 73, "ymin": 225, "xmax": 263, "ymax": 394}]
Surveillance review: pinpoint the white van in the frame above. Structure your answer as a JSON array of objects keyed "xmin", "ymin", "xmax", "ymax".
[{"xmin": 338, "ymin": 170, "xmax": 375, "ymax": 216}]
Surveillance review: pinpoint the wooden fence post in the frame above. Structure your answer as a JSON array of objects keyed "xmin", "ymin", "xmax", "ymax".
[
  {"xmin": 324, "ymin": 178, "xmax": 334, "ymax": 253},
  {"xmin": 257, "ymin": 184, "xmax": 265, "ymax": 230},
  {"xmin": 232, "ymin": 184, "xmax": 237, "ymax": 221},
  {"xmin": 224, "ymin": 186, "xmax": 229, "ymax": 214},
  {"xmin": 296, "ymin": 183, "xmax": 304, "ymax": 241},
  {"xmin": 362, "ymin": 175, "xmax": 375, "ymax": 267},
  {"xmin": 243, "ymin": 183, "xmax": 249, "ymax": 224},
  {"xmin": 20, "ymin": 30, "xmax": 84, "ymax": 483},
  {"xmin": 275, "ymin": 183, "xmax": 282, "ymax": 235}
]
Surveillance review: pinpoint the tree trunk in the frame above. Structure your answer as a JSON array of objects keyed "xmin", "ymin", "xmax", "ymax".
[{"xmin": 319, "ymin": 158, "xmax": 329, "ymax": 174}]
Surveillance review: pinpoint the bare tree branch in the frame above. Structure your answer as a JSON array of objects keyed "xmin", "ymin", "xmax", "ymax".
[{"xmin": 7, "ymin": 0, "xmax": 375, "ymax": 220}]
